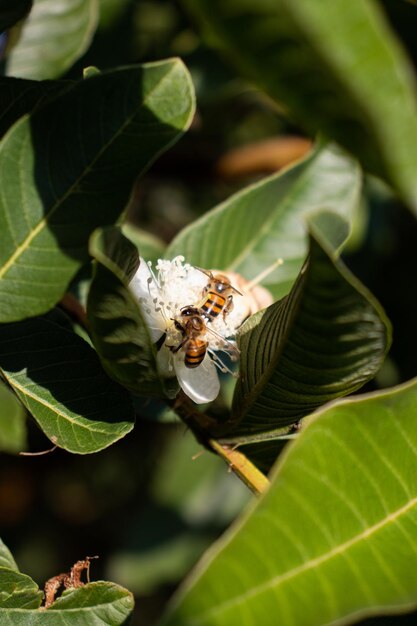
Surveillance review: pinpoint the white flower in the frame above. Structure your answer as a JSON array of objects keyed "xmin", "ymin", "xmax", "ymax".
[{"xmin": 129, "ymin": 256, "xmax": 251, "ymax": 404}]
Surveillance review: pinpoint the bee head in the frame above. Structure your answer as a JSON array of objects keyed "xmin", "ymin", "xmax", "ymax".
[{"xmin": 211, "ymin": 274, "xmax": 231, "ymax": 294}]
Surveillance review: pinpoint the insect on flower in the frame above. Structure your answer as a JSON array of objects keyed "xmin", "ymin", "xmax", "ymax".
[
  {"xmin": 170, "ymin": 306, "xmax": 208, "ymax": 368},
  {"xmin": 196, "ymin": 269, "xmax": 243, "ymax": 323},
  {"xmin": 170, "ymin": 305, "xmax": 240, "ymax": 369},
  {"xmin": 129, "ymin": 255, "xmax": 278, "ymax": 404}
]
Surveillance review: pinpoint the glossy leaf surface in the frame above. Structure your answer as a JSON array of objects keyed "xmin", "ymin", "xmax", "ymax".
[
  {"xmin": 185, "ymin": 0, "xmax": 417, "ymax": 212},
  {"xmin": 227, "ymin": 227, "xmax": 391, "ymax": 439},
  {"xmin": 0, "ymin": 311, "xmax": 134, "ymax": 453},
  {"xmin": 88, "ymin": 227, "xmax": 177, "ymax": 398},
  {"xmin": 0, "ymin": 540, "xmax": 18, "ymax": 571},
  {"xmin": 162, "ymin": 377, "xmax": 417, "ymax": 626},
  {"xmin": 0, "ymin": 381, "xmax": 26, "ymax": 453},
  {"xmin": 0, "ymin": 567, "xmax": 42, "ymax": 609},
  {"xmin": 0, "ymin": 59, "xmax": 195, "ymax": 322},
  {"xmin": 6, "ymin": 0, "xmax": 99, "ymax": 80},
  {"xmin": 167, "ymin": 144, "xmax": 360, "ymax": 300},
  {"xmin": 0, "ymin": 572, "xmax": 133, "ymax": 623}
]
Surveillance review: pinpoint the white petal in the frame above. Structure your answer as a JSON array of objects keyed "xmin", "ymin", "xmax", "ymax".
[
  {"xmin": 129, "ymin": 258, "xmax": 165, "ymax": 342},
  {"xmin": 174, "ymin": 352, "xmax": 220, "ymax": 404},
  {"xmin": 129, "ymin": 257, "xmax": 157, "ymax": 299},
  {"xmin": 156, "ymin": 344, "xmax": 175, "ymax": 378}
]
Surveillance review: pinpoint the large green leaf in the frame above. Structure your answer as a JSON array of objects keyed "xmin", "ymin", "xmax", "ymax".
[
  {"xmin": 0, "ymin": 77, "xmax": 71, "ymax": 139},
  {"xmin": 161, "ymin": 377, "xmax": 417, "ymax": 626},
  {"xmin": 225, "ymin": 224, "xmax": 391, "ymax": 440},
  {"xmin": 185, "ymin": 0, "xmax": 417, "ymax": 213},
  {"xmin": 0, "ymin": 567, "xmax": 42, "ymax": 609},
  {"xmin": 167, "ymin": 144, "xmax": 360, "ymax": 300},
  {"xmin": 0, "ymin": 310, "xmax": 134, "ymax": 453},
  {"xmin": 0, "ymin": 0, "xmax": 32, "ymax": 32},
  {"xmin": 87, "ymin": 226, "xmax": 177, "ymax": 398},
  {"xmin": 0, "ymin": 381, "xmax": 26, "ymax": 453},
  {"xmin": 0, "ymin": 59, "xmax": 195, "ymax": 322},
  {"xmin": 0, "ymin": 540, "xmax": 18, "ymax": 571},
  {"xmin": 0, "ymin": 569, "xmax": 133, "ymax": 623},
  {"xmin": 5, "ymin": 0, "xmax": 99, "ymax": 80}
]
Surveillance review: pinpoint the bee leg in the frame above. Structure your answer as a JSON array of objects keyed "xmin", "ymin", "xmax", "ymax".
[
  {"xmin": 170, "ymin": 338, "xmax": 187, "ymax": 354},
  {"xmin": 222, "ymin": 295, "xmax": 234, "ymax": 321}
]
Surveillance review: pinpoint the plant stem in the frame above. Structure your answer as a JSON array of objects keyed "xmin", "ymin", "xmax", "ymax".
[
  {"xmin": 171, "ymin": 391, "xmax": 270, "ymax": 495},
  {"xmin": 209, "ymin": 439, "xmax": 270, "ymax": 496}
]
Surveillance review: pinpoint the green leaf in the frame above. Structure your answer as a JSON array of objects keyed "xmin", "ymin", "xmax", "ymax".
[
  {"xmin": 0, "ymin": 567, "xmax": 42, "ymax": 609},
  {"xmin": 0, "ymin": 310, "xmax": 135, "ymax": 454},
  {"xmin": 46, "ymin": 582, "xmax": 134, "ymax": 623},
  {"xmin": 87, "ymin": 226, "xmax": 177, "ymax": 398},
  {"xmin": 5, "ymin": 0, "xmax": 99, "ymax": 80},
  {"xmin": 185, "ymin": 0, "xmax": 417, "ymax": 212},
  {"xmin": 0, "ymin": 59, "xmax": 195, "ymax": 323},
  {"xmin": 121, "ymin": 222, "xmax": 166, "ymax": 265},
  {"xmin": 0, "ymin": 0, "xmax": 32, "ymax": 32},
  {"xmin": 167, "ymin": 144, "xmax": 360, "ymax": 300},
  {"xmin": 0, "ymin": 540, "xmax": 19, "ymax": 571},
  {"xmin": 161, "ymin": 377, "xmax": 417, "ymax": 626},
  {"xmin": 0, "ymin": 573, "xmax": 133, "ymax": 623},
  {"xmin": 226, "ymin": 225, "xmax": 391, "ymax": 440},
  {"xmin": 0, "ymin": 381, "xmax": 26, "ymax": 454},
  {"xmin": 0, "ymin": 77, "xmax": 71, "ymax": 139}
]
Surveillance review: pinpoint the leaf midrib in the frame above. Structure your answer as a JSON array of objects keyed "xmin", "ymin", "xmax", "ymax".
[
  {"xmin": 236, "ymin": 271, "xmax": 305, "ymax": 421},
  {"xmin": 0, "ymin": 61, "xmax": 177, "ymax": 281},
  {"xmin": 185, "ymin": 494, "xmax": 417, "ymax": 625},
  {"xmin": 226, "ymin": 150, "xmax": 318, "ymax": 272},
  {"xmin": 0, "ymin": 370, "xmax": 124, "ymax": 436}
]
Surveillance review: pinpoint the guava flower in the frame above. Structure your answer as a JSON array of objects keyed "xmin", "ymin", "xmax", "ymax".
[{"xmin": 129, "ymin": 255, "xmax": 271, "ymax": 404}]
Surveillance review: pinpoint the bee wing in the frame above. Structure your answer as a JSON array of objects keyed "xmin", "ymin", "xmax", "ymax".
[
  {"xmin": 174, "ymin": 352, "xmax": 220, "ymax": 404},
  {"xmin": 204, "ymin": 326, "xmax": 240, "ymax": 360}
]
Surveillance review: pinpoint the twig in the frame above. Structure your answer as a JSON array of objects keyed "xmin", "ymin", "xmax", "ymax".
[
  {"xmin": 209, "ymin": 439, "xmax": 270, "ymax": 496},
  {"xmin": 170, "ymin": 392, "xmax": 270, "ymax": 495}
]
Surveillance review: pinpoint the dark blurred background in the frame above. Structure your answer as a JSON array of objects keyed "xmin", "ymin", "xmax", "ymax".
[{"xmin": 2, "ymin": 1, "xmax": 417, "ymax": 624}]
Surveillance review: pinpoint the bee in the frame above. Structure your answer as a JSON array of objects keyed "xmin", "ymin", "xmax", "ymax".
[
  {"xmin": 170, "ymin": 305, "xmax": 239, "ymax": 369},
  {"xmin": 197, "ymin": 270, "xmax": 242, "ymax": 323},
  {"xmin": 170, "ymin": 306, "xmax": 208, "ymax": 368}
]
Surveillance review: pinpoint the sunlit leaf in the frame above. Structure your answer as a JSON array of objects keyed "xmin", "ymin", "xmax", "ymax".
[
  {"xmin": 0, "ymin": 567, "xmax": 42, "ymax": 609},
  {"xmin": 0, "ymin": 59, "xmax": 195, "ymax": 322},
  {"xmin": 0, "ymin": 571, "xmax": 133, "ymax": 623},
  {"xmin": 5, "ymin": 0, "xmax": 99, "ymax": 80},
  {"xmin": 0, "ymin": 540, "xmax": 18, "ymax": 572},
  {"xmin": 0, "ymin": 310, "xmax": 134, "ymax": 454},
  {"xmin": 162, "ymin": 377, "xmax": 417, "ymax": 626},
  {"xmin": 0, "ymin": 381, "xmax": 26, "ymax": 454},
  {"xmin": 185, "ymin": 0, "xmax": 417, "ymax": 212},
  {"xmin": 167, "ymin": 144, "xmax": 360, "ymax": 300}
]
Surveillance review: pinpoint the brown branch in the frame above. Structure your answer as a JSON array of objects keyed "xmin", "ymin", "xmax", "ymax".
[{"xmin": 59, "ymin": 293, "xmax": 88, "ymax": 329}]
